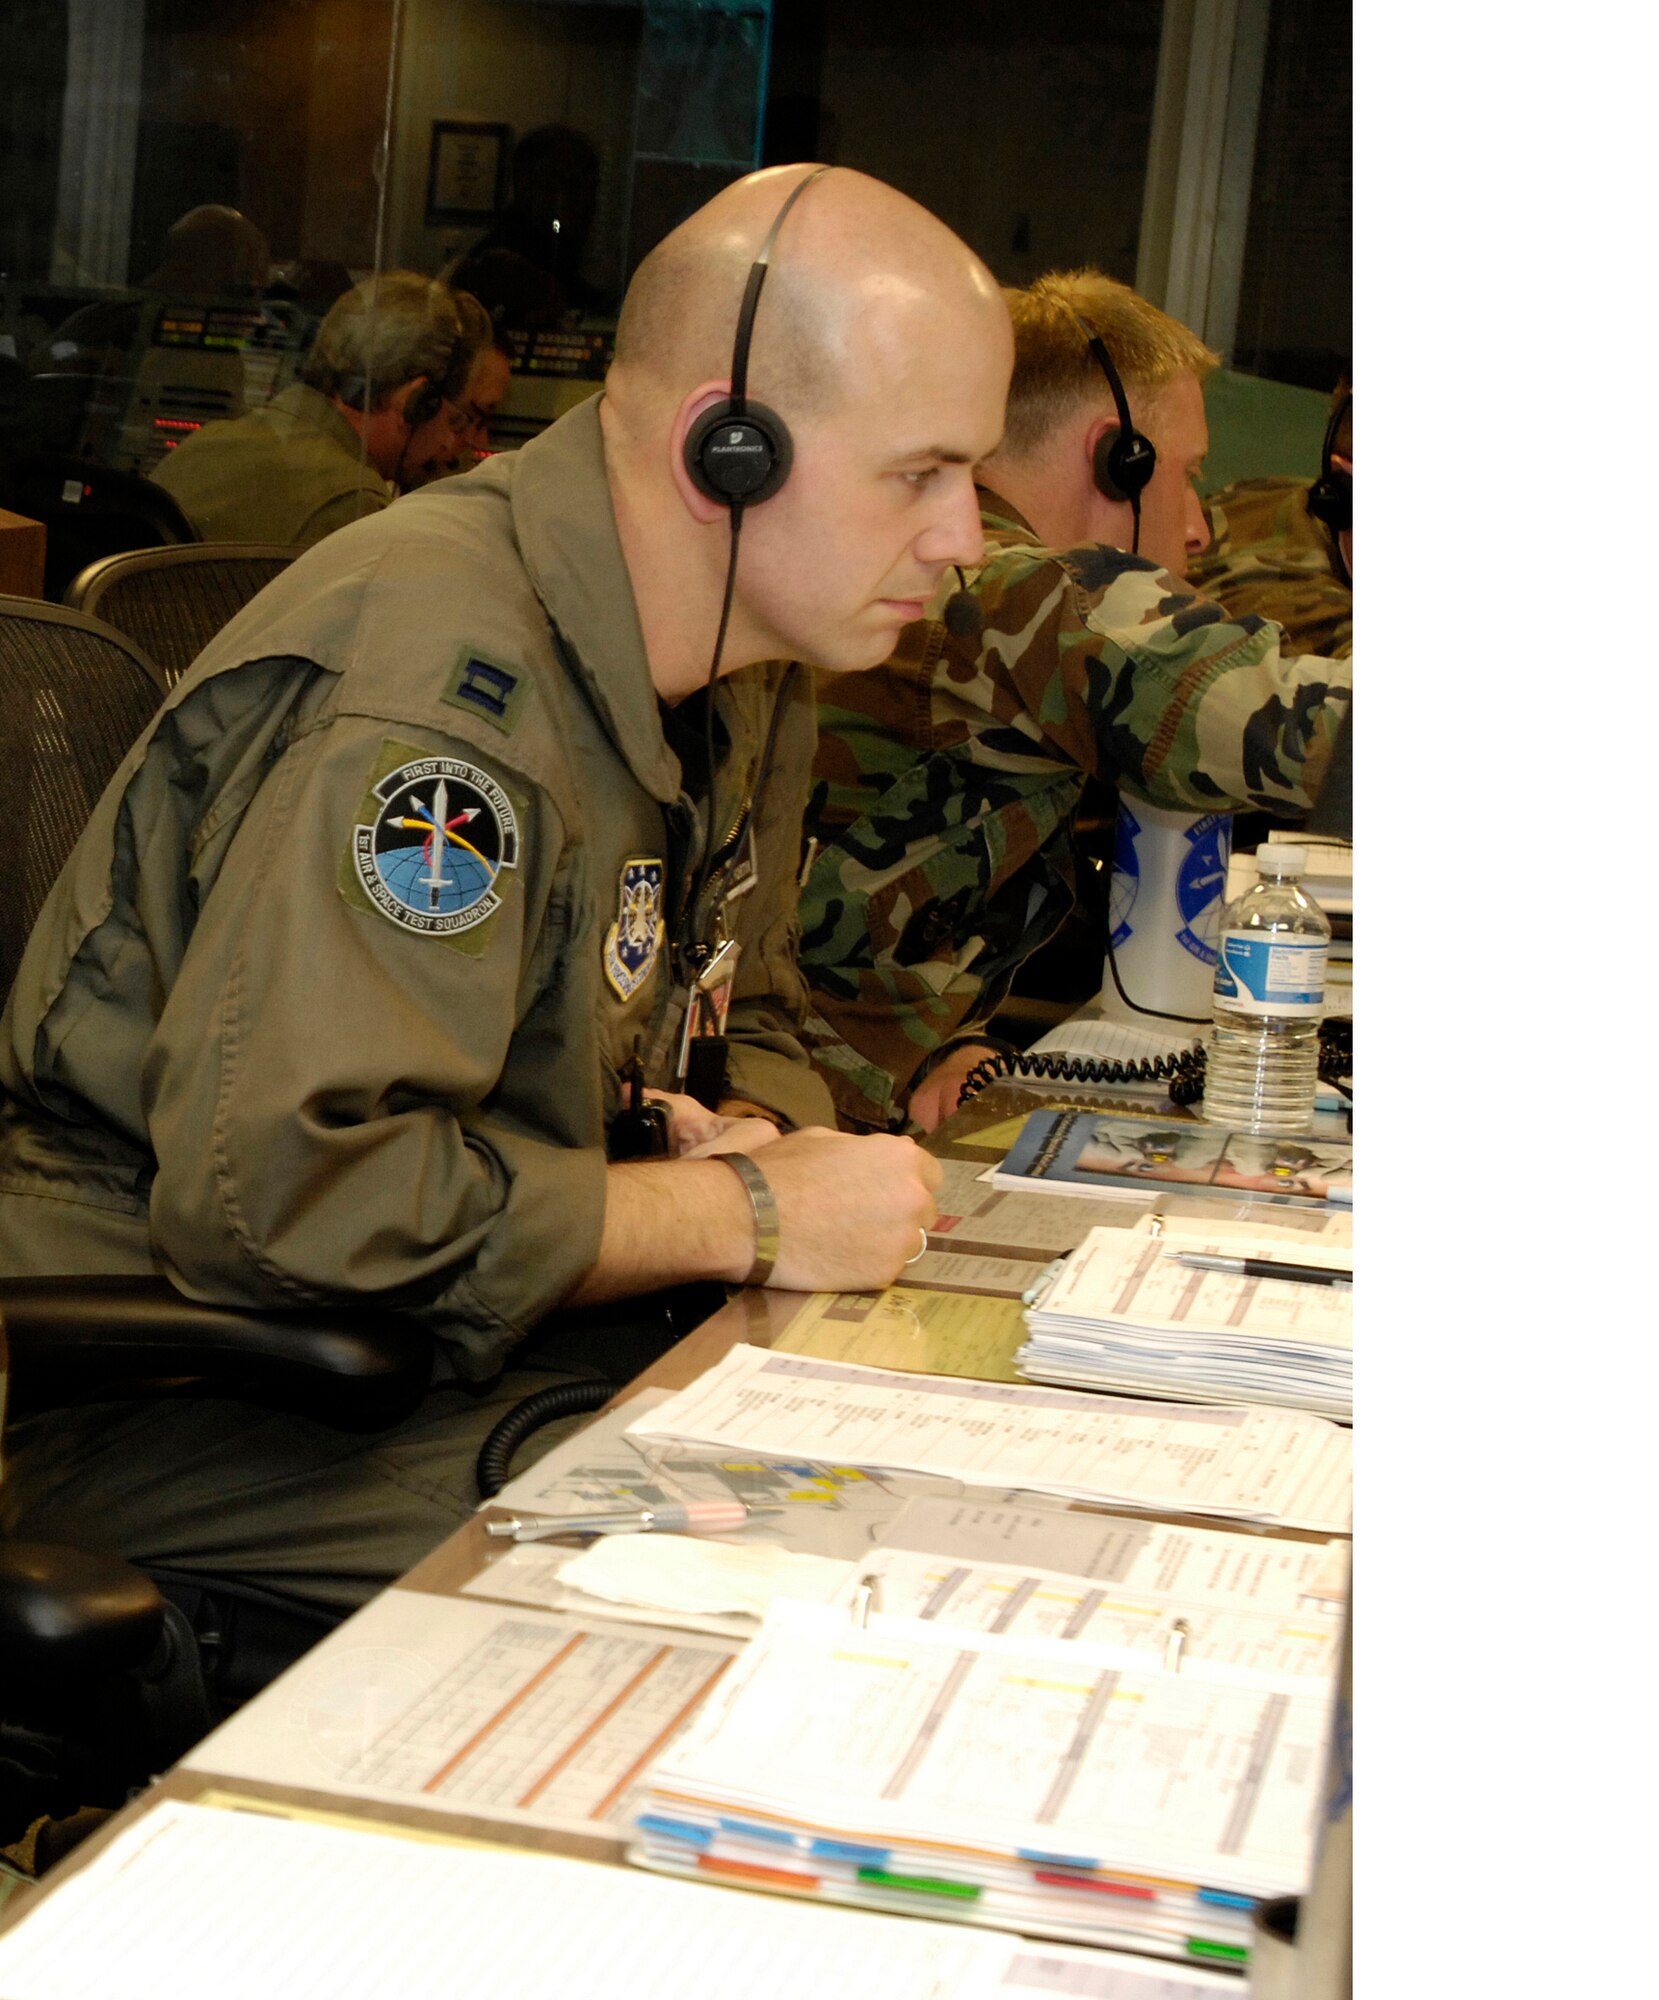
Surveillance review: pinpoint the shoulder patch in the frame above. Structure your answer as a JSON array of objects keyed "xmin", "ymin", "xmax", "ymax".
[
  {"xmin": 441, "ymin": 647, "xmax": 524, "ymax": 736},
  {"xmin": 338, "ymin": 738, "xmax": 521, "ymax": 955},
  {"xmin": 603, "ymin": 856, "xmax": 666, "ymax": 1000}
]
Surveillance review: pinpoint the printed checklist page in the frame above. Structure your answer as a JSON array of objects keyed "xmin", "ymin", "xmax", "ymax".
[{"xmin": 626, "ymin": 1346, "xmax": 1352, "ymax": 1533}]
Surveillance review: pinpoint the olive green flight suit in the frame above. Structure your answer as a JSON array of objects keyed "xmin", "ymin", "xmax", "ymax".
[
  {"xmin": 0, "ymin": 394, "xmax": 830, "ymax": 1607},
  {"xmin": 149, "ymin": 381, "xmax": 395, "ymax": 548}
]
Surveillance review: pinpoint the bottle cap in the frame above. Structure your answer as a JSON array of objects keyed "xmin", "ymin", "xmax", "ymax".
[{"xmin": 1256, "ymin": 844, "xmax": 1306, "ymax": 876}]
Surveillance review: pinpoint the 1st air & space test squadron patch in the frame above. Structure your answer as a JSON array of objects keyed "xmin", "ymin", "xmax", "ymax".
[
  {"xmin": 603, "ymin": 856, "xmax": 666, "ymax": 1000},
  {"xmin": 340, "ymin": 742, "xmax": 521, "ymax": 956}
]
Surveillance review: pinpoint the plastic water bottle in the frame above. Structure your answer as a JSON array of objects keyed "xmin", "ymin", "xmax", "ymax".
[{"xmin": 1201, "ymin": 845, "xmax": 1330, "ymax": 1134}]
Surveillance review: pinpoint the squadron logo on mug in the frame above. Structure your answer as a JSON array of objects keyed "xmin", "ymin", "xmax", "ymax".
[
  {"xmin": 352, "ymin": 755, "xmax": 520, "ymax": 938},
  {"xmin": 604, "ymin": 857, "xmax": 666, "ymax": 1000}
]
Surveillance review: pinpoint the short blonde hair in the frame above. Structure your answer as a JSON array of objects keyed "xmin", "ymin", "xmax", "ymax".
[{"xmin": 999, "ymin": 268, "xmax": 1218, "ymax": 460}]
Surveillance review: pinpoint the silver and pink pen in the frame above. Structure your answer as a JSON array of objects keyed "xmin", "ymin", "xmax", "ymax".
[{"xmin": 485, "ymin": 1500, "xmax": 785, "ymax": 1544}]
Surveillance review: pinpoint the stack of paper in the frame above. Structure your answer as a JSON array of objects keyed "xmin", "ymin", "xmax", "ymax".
[
  {"xmin": 1019, "ymin": 1217, "xmax": 1352, "ymax": 1420},
  {"xmin": 630, "ymin": 1603, "xmax": 1337, "ymax": 1967},
  {"xmin": 1229, "ymin": 835, "xmax": 1353, "ymax": 918},
  {"xmin": 0, "ymin": 1796, "xmax": 1180, "ymax": 2000}
]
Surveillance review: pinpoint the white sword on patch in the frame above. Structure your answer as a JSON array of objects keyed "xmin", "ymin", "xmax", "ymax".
[{"xmin": 419, "ymin": 780, "xmax": 450, "ymax": 910}]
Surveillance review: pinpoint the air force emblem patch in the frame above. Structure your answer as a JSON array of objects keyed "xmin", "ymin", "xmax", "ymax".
[
  {"xmin": 350, "ymin": 753, "xmax": 520, "ymax": 940},
  {"xmin": 603, "ymin": 857, "xmax": 666, "ymax": 1000}
]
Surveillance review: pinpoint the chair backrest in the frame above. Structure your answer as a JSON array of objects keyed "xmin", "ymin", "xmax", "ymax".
[
  {"xmin": 0, "ymin": 454, "xmax": 199, "ymax": 601},
  {"xmin": 0, "ymin": 595, "xmax": 166, "ymax": 1003},
  {"xmin": 66, "ymin": 541, "xmax": 303, "ymax": 686}
]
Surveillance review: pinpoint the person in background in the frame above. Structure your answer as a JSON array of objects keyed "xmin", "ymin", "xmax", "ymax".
[
  {"xmin": 0, "ymin": 166, "xmax": 1009, "ymax": 1613},
  {"xmin": 1188, "ymin": 376, "xmax": 1352, "ymax": 659},
  {"xmin": 468, "ymin": 122, "xmax": 606, "ymax": 319},
  {"xmin": 34, "ymin": 205, "xmax": 273, "ymax": 456},
  {"xmin": 399, "ymin": 330, "xmax": 513, "ymax": 487},
  {"xmin": 797, "ymin": 269, "xmax": 1351, "ymax": 1133},
  {"xmin": 443, "ymin": 246, "xmax": 569, "ymax": 341},
  {"xmin": 151, "ymin": 271, "xmax": 491, "ymax": 545}
]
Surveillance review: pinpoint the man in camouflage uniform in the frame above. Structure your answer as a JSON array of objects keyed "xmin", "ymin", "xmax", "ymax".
[
  {"xmin": 798, "ymin": 270, "xmax": 1352, "ymax": 1133},
  {"xmin": 1189, "ymin": 380, "xmax": 1352, "ymax": 660}
]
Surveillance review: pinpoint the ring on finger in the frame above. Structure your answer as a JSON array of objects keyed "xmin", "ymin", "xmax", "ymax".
[{"xmin": 905, "ymin": 1228, "xmax": 928, "ymax": 1266}]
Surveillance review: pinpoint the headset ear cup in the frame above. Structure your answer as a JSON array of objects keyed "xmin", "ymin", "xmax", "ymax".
[
  {"xmin": 1307, "ymin": 470, "xmax": 1352, "ymax": 533},
  {"xmin": 685, "ymin": 398, "xmax": 794, "ymax": 507},
  {"xmin": 1308, "ymin": 389, "xmax": 1352, "ymax": 531},
  {"xmin": 1094, "ymin": 426, "xmax": 1156, "ymax": 505}
]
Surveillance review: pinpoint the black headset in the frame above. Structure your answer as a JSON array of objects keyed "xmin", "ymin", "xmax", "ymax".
[
  {"xmin": 677, "ymin": 167, "xmax": 834, "ymax": 1073},
  {"xmin": 1307, "ymin": 389, "xmax": 1352, "ymax": 533},
  {"xmin": 1075, "ymin": 321, "xmax": 1157, "ymax": 555},
  {"xmin": 683, "ymin": 166, "xmax": 832, "ymax": 509},
  {"xmin": 1306, "ymin": 388, "xmax": 1352, "ymax": 588}
]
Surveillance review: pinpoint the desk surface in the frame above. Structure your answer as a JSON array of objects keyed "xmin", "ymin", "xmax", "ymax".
[{"xmin": 0, "ymin": 1076, "xmax": 1349, "ymax": 1943}]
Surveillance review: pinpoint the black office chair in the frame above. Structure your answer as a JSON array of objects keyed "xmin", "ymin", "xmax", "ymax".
[
  {"xmin": 0, "ymin": 597, "xmax": 435, "ymax": 1854},
  {"xmin": 65, "ymin": 541, "xmax": 304, "ymax": 687},
  {"xmin": 0, "ymin": 454, "xmax": 197, "ymax": 602},
  {"xmin": 0, "ymin": 1290, "xmax": 436, "ymax": 1855},
  {"xmin": 0, "ymin": 596, "xmax": 167, "ymax": 999}
]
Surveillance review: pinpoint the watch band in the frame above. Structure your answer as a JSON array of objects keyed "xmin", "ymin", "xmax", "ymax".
[{"xmin": 715, "ymin": 1150, "xmax": 781, "ymax": 1286}]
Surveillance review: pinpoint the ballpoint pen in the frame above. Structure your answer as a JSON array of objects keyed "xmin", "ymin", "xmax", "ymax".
[
  {"xmin": 485, "ymin": 1500, "xmax": 787, "ymax": 1543},
  {"xmin": 1164, "ymin": 1617, "xmax": 1190, "ymax": 1674},
  {"xmin": 1166, "ymin": 1251, "xmax": 1352, "ymax": 1287}
]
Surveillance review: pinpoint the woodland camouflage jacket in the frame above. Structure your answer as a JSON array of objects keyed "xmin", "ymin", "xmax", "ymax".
[
  {"xmin": 1188, "ymin": 475, "xmax": 1353, "ymax": 661},
  {"xmin": 798, "ymin": 489, "xmax": 1353, "ymax": 1129}
]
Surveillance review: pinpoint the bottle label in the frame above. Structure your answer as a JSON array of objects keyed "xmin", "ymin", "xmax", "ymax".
[{"xmin": 1213, "ymin": 933, "xmax": 1327, "ymax": 1016}]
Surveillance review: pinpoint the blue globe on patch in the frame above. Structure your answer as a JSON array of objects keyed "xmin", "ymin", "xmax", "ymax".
[{"xmin": 376, "ymin": 842, "xmax": 494, "ymax": 917}]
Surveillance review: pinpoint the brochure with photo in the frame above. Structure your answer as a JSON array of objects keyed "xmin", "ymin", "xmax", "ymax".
[{"xmin": 992, "ymin": 1106, "xmax": 1353, "ymax": 1208}]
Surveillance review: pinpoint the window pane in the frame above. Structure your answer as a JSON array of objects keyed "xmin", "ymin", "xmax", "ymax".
[{"xmin": 1231, "ymin": 0, "xmax": 1352, "ymax": 389}]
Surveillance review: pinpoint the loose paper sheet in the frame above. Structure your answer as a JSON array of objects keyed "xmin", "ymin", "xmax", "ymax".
[
  {"xmin": 555, "ymin": 1534, "xmax": 851, "ymax": 1622},
  {"xmin": 186, "ymin": 1587, "xmax": 736, "ymax": 1837},
  {"xmin": 481, "ymin": 1387, "xmax": 958, "ymax": 1561},
  {"xmin": 773, "ymin": 1283, "xmax": 1029, "ymax": 1380},
  {"xmin": 627, "ymin": 1346, "xmax": 1352, "ymax": 1533},
  {"xmin": 0, "ymin": 1797, "xmax": 1046, "ymax": 2000},
  {"xmin": 881, "ymin": 1495, "xmax": 1350, "ymax": 1605}
]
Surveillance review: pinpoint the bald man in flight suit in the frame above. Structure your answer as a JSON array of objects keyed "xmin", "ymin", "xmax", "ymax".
[{"xmin": 0, "ymin": 167, "xmax": 1013, "ymax": 1611}]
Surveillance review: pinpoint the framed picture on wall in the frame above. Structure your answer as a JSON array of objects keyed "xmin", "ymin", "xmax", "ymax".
[{"xmin": 426, "ymin": 120, "xmax": 510, "ymax": 222}]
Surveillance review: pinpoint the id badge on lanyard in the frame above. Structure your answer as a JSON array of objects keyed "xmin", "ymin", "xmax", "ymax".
[{"xmin": 672, "ymin": 834, "xmax": 758, "ymax": 1094}]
